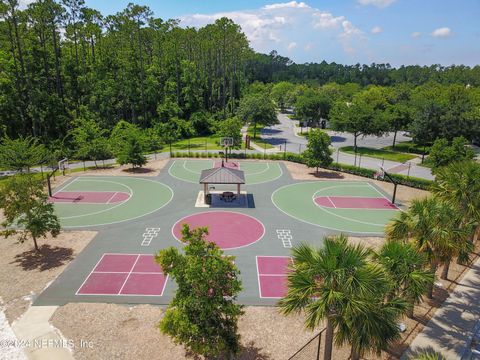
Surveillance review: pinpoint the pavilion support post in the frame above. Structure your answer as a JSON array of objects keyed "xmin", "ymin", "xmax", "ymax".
[
  {"xmin": 237, "ymin": 184, "xmax": 240, "ymax": 196},
  {"xmin": 204, "ymin": 183, "xmax": 208, "ymax": 202}
]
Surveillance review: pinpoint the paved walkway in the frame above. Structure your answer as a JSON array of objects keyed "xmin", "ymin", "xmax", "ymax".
[
  {"xmin": 403, "ymin": 257, "xmax": 480, "ymax": 359},
  {"xmin": 0, "ymin": 301, "xmax": 27, "ymax": 360},
  {"xmin": 12, "ymin": 306, "xmax": 74, "ymax": 360}
]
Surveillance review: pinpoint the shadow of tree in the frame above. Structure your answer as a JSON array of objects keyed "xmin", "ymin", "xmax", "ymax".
[
  {"xmin": 11, "ymin": 245, "xmax": 74, "ymax": 271},
  {"xmin": 184, "ymin": 342, "xmax": 270, "ymax": 360},
  {"xmin": 122, "ymin": 167, "xmax": 154, "ymax": 174},
  {"xmin": 310, "ymin": 171, "xmax": 345, "ymax": 179}
]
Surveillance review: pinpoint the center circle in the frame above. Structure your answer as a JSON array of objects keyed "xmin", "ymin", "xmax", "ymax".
[{"xmin": 172, "ymin": 211, "xmax": 265, "ymax": 250}]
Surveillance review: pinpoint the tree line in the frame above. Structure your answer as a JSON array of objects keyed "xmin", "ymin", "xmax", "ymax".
[
  {"xmin": 249, "ymin": 51, "xmax": 480, "ymax": 87},
  {"xmin": 1, "ymin": 0, "xmax": 479, "ymax": 154},
  {"xmin": 0, "ymin": 0, "xmax": 250, "ymax": 142},
  {"xmin": 268, "ymin": 81, "xmax": 480, "ymax": 150}
]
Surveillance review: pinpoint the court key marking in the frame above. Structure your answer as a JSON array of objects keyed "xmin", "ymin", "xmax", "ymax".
[
  {"xmin": 276, "ymin": 229, "xmax": 293, "ymax": 248},
  {"xmin": 141, "ymin": 227, "xmax": 161, "ymax": 246}
]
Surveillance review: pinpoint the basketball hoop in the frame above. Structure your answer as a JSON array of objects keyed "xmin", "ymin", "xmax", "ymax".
[
  {"xmin": 374, "ymin": 167, "xmax": 384, "ymax": 180},
  {"xmin": 58, "ymin": 158, "xmax": 69, "ymax": 175},
  {"xmin": 220, "ymin": 137, "xmax": 234, "ymax": 148}
]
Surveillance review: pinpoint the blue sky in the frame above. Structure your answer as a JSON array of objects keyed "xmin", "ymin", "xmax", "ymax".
[{"xmin": 83, "ymin": 0, "xmax": 479, "ymax": 66}]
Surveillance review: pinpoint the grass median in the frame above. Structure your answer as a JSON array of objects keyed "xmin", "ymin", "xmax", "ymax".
[
  {"xmin": 339, "ymin": 146, "xmax": 417, "ymax": 163},
  {"xmin": 247, "ymin": 124, "xmax": 275, "ymax": 149}
]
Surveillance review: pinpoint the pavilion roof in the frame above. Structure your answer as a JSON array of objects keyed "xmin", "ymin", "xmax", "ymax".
[{"xmin": 199, "ymin": 166, "xmax": 245, "ymax": 184}]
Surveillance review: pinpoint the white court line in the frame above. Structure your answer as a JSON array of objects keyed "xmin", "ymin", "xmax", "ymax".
[
  {"xmin": 271, "ymin": 181, "xmax": 388, "ymax": 235},
  {"xmin": 311, "ymin": 189, "xmax": 388, "ymax": 227},
  {"xmin": 326, "ymin": 196, "xmax": 337, "ymax": 208},
  {"xmin": 366, "ymin": 182, "xmax": 401, "ymax": 211},
  {"xmin": 256, "ymin": 256, "xmax": 293, "ymax": 299},
  {"xmin": 244, "ymin": 163, "xmax": 270, "ymax": 176},
  {"xmin": 93, "ymin": 271, "xmax": 163, "ymax": 275},
  {"xmin": 75, "ymin": 253, "xmax": 107, "ymax": 295},
  {"xmin": 117, "ymin": 255, "xmax": 141, "ymax": 295},
  {"xmin": 106, "ymin": 192, "xmax": 118, "ymax": 204},
  {"xmin": 60, "ymin": 180, "xmax": 133, "ymax": 219},
  {"xmin": 76, "ymin": 253, "xmax": 169, "ymax": 296},
  {"xmin": 52, "ymin": 177, "xmax": 78, "ymax": 196},
  {"xmin": 61, "ymin": 178, "xmax": 173, "ymax": 228},
  {"xmin": 171, "ymin": 210, "xmax": 266, "ymax": 251}
]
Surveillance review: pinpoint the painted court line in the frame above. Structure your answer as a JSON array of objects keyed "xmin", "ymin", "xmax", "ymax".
[
  {"xmin": 256, "ymin": 256, "xmax": 293, "ymax": 299},
  {"xmin": 52, "ymin": 177, "xmax": 78, "ymax": 196},
  {"xmin": 59, "ymin": 178, "xmax": 174, "ymax": 228},
  {"xmin": 326, "ymin": 196, "xmax": 337, "ymax": 208},
  {"xmin": 271, "ymin": 181, "xmax": 389, "ymax": 235},
  {"xmin": 75, "ymin": 253, "xmax": 107, "ymax": 296},
  {"xmin": 76, "ymin": 254, "xmax": 168, "ymax": 297},
  {"xmin": 311, "ymin": 191, "xmax": 389, "ymax": 227},
  {"xmin": 172, "ymin": 211, "xmax": 265, "ymax": 250},
  {"xmin": 141, "ymin": 228, "xmax": 161, "ymax": 247},
  {"xmin": 106, "ymin": 192, "xmax": 118, "ymax": 204},
  {"xmin": 276, "ymin": 229, "xmax": 293, "ymax": 248},
  {"xmin": 117, "ymin": 255, "xmax": 141, "ymax": 295}
]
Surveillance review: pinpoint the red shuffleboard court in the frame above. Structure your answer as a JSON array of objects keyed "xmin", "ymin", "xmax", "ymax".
[
  {"xmin": 50, "ymin": 191, "xmax": 130, "ymax": 204},
  {"xmin": 256, "ymin": 256, "xmax": 293, "ymax": 298},
  {"xmin": 314, "ymin": 196, "xmax": 399, "ymax": 210},
  {"xmin": 77, "ymin": 254, "xmax": 168, "ymax": 296},
  {"xmin": 172, "ymin": 211, "xmax": 264, "ymax": 250},
  {"xmin": 214, "ymin": 160, "xmax": 240, "ymax": 169}
]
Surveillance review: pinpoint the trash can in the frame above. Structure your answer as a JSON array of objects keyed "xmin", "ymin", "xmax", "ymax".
[{"xmin": 205, "ymin": 194, "xmax": 212, "ymax": 205}]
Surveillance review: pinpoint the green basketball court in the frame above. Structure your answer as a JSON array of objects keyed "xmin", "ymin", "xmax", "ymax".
[
  {"xmin": 272, "ymin": 181, "xmax": 400, "ymax": 234},
  {"xmin": 168, "ymin": 159, "xmax": 283, "ymax": 184},
  {"xmin": 52, "ymin": 176, "xmax": 173, "ymax": 227}
]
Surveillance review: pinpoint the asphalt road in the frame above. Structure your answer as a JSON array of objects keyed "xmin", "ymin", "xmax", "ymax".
[{"xmin": 262, "ymin": 112, "xmax": 412, "ymax": 151}]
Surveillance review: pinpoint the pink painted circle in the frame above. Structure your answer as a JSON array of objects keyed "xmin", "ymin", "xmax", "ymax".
[{"xmin": 172, "ymin": 211, "xmax": 265, "ymax": 250}]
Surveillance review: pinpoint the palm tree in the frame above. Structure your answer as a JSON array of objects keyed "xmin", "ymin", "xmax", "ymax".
[
  {"xmin": 376, "ymin": 241, "xmax": 434, "ymax": 318},
  {"xmin": 386, "ymin": 196, "xmax": 464, "ymax": 296},
  {"xmin": 279, "ymin": 235, "xmax": 405, "ymax": 360},
  {"xmin": 432, "ymin": 161, "xmax": 480, "ymax": 242}
]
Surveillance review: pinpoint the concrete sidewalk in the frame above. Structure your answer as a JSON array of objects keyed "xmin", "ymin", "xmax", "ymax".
[
  {"xmin": 12, "ymin": 306, "xmax": 74, "ymax": 360},
  {"xmin": 402, "ymin": 257, "xmax": 480, "ymax": 359}
]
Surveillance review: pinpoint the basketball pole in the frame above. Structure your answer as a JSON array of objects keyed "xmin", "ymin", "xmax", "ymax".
[{"xmin": 380, "ymin": 167, "xmax": 398, "ymax": 205}]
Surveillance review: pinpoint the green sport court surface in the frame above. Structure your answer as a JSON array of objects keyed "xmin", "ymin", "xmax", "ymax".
[
  {"xmin": 37, "ymin": 162, "xmax": 402, "ymax": 307},
  {"xmin": 168, "ymin": 159, "xmax": 283, "ymax": 184},
  {"xmin": 51, "ymin": 176, "xmax": 173, "ymax": 227},
  {"xmin": 272, "ymin": 181, "xmax": 400, "ymax": 234}
]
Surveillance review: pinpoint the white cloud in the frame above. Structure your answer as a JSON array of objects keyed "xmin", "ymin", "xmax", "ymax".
[
  {"xmin": 370, "ymin": 26, "xmax": 383, "ymax": 34},
  {"xmin": 287, "ymin": 42, "xmax": 298, "ymax": 51},
  {"xmin": 357, "ymin": 0, "xmax": 397, "ymax": 8},
  {"xmin": 263, "ymin": 1, "xmax": 310, "ymax": 10},
  {"xmin": 312, "ymin": 12, "xmax": 345, "ymax": 29},
  {"xmin": 431, "ymin": 27, "xmax": 452, "ymax": 38},
  {"xmin": 181, "ymin": 1, "xmax": 364, "ymax": 56},
  {"xmin": 411, "ymin": 32, "xmax": 422, "ymax": 38}
]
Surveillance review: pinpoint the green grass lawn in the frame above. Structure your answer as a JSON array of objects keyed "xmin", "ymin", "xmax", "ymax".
[
  {"xmin": 296, "ymin": 128, "xmax": 328, "ymax": 138},
  {"xmin": 339, "ymin": 146, "xmax": 417, "ymax": 163},
  {"xmin": 171, "ymin": 136, "xmax": 224, "ymax": 151},
  {"xmin": 171, "ymin": 135, "xmax": 246, "ymax": 151},
  {"xmin": 247, "ymin": 124, "xmax": 275, "ymax": 149},
  {"xmin": 382, "ymin": 141, "xmax": 430, "ymax": 155}
]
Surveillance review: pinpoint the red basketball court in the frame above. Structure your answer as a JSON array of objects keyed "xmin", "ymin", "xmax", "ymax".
[
  {"xmin": 256, "ymin": 256, "xmax": 293, "ymax": 298},
  {"xmin": 50, "ymin": 191, "xmax": 130, "ymax": 204},
  {"xmin": 172, "ymin": 211, "xmax": 265, "ymax": 250},
  {"xmin": 77, "ymin": 254, "xmax": 168, "ymax": 296},
  {"xmin": 214, "ymin": 160, "xmax": 240, "ymax": 169},
  {"xmin": 314, "ymin": 196, "xmax": 398, "ymax": 210}
]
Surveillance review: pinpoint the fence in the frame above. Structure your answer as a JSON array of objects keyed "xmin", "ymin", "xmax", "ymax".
[{"xmin": 289, "ymin": 329, "xmax": 325, "ymax": 360}]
